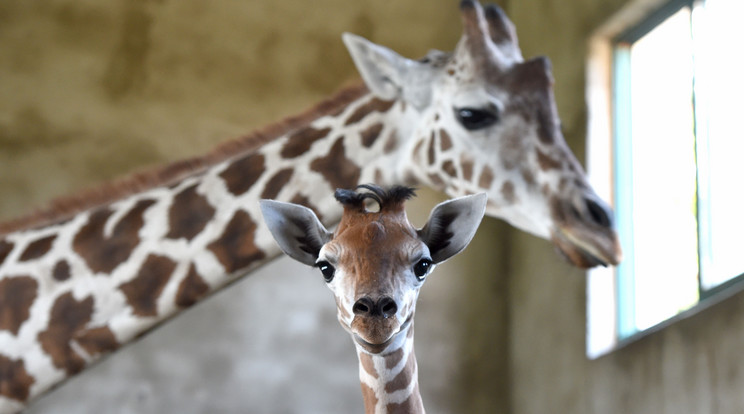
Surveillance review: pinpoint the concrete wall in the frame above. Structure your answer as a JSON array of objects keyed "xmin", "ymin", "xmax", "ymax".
[{"xmin": 3, "ymin": 0, "xmax": 743, "ymax": 413}]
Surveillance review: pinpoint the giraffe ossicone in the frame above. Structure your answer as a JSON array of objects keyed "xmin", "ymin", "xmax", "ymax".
[
  {"xmin": 261, "ymin": 184, "xmax": 487, "ymax": 413},
  {"xmin": 1, "ymin": 1, "xmax": 620, "ymax": 412}
]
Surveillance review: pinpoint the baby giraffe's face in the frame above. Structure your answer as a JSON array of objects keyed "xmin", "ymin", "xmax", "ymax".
[
  {"xmin": 260, "ymin": 185, "xmax": 487, "ymax": 355},
  {"xmin": 315, "ymin": 212, "xmax": 434, "ymax": 354}
]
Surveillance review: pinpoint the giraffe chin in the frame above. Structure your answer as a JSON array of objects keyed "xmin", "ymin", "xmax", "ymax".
[
  {"xmin": 351, "ymin": 314, "xmax": 412, "ymax": 354},
  {"xmin": 551, "ymin": 226, "xmax": 622, "ymax": 269}
]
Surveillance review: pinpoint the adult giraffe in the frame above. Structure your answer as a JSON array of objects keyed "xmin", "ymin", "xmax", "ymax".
[{"xmin": 0, "ymin": 1, "xmax": 620, "ymax": 412}]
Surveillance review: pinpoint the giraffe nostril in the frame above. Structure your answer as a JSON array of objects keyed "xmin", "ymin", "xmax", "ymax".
[
  {"xmin": 585, "ymin": 197, "xmax": 613, "ymax": 228},
  {"xmin": 353, "ymin": 297, "xmax": 374, "ymax": 315},
  {"xmin": 352, "ymin": 296, "xmax": 397, "ymax": 318},
  {"xmin": 378, "ymin": 297, "xmax": 398, "ymax": 319}
]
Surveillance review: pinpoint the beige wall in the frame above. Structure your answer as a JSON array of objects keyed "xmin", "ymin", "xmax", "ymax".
[{"xmin": 2, "ymin": 0, "xmax": 742, "ymax": 413}]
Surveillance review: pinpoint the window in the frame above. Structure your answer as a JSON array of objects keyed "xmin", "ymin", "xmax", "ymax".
[{"xmin": 586, "ymin": 0, "xmax": 744, "ymax": 357}]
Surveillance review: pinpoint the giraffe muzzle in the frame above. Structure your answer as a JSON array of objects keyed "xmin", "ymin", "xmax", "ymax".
[
  {"xmin": 350, "ymin": 309, "xmax": 412, "ymax": 354},
  {"xmin": 549, "ymin": 194, "xmax": 622, "ymax": 268}
]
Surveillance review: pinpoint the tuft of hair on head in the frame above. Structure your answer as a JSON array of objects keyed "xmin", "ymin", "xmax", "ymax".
[{"xmin": 334, "ymin": 184, "xmax": 416, "ymax": 213}]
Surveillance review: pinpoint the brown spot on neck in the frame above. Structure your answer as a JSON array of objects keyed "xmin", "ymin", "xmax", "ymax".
[
  {"xmin": 280, "ymin": 126, "xmax": 332, "ymax": 159},
  {"xmin": 207, "ymin": 210, "xmax": 266, "ymax": 273},
  {"xmin": 344, "ymin": 98, "xmax": 395, "ymax": 126},
  {"xmin": 75, "ymin": 326, "xmax": 119, "ymax": 357},
  {"xmin": 386, "ymin": 383, "xmax": 424, "ymax": 414},
  {"xmin": 119, "ymin": 254, "xmax": 177, "ymax": 317},
  {"xmin": 521, "ymin": 167, "xmax": 535, "ymax": 186},
  {"xmin": 219, "ymin": 153, "xmax": 265, "ymax": 196},
  {"xmin": 19, "ymin": 234, "xmax": 56, "ymax": 261},
  {"xmin": 166, "ymin": 184, "xmax": 216, "ymax": 241},
  {"xmin": 360, "ymin": 382, "xmax": 379, "ymax": 414},
  {"xmin": 384, "ymin": 347, "xmax": 404, "ymax": 370},
  {"xmin": 53, "ymin": 260, "xmax": 71, "ymax": 282},
  {"xmin": 374, "ymin": 169, "xmax": 385, "ymax": 184},
  {"xmin": 310, "ymin": 138, "xmax": 361, "ymax": 191},
  {"xmin": 383, "ymin": 129, "xmax": 399, "ymax": 154},
  {"xmin": 73, "ymin": 199, "xmax": 155, "ymax": 275},
  {"xmin": 175, "ymin": 264, "xmax": 210, "ymax": 308},
  {"xmin": 0, "ymin": 354, "xmax": 35, "ymax": 402},
  {"xmin": 460, "ymin": 155, "xmax": 474, "ymax": 182},
  {"xmin": 0, "ymin": 240, "xmax": 13, "ymax": 264},
  {"xmin": 479, "ymin": 165, "xmax": 495, "ymax": 189},
  {"xmin": 410, "ymin": 140, "xmax": 425, "ymax": 168},
  {"xmin": 0, "ymin": 276, "xmax": 38, "ymax": 335},
  {"xmin": 536, "ymin": 149, "xmax": 561, "ymax": 171},
  {"xmin": 37, "ymin": 293, "xmax": 94, "ymax": 375},
  {"xmin": 428, "ymin": 173, "xmax": 445, "ymax": 188},
  {"xmin": 442, "ymin": 160, "xmax": 457, "ymax": 178},
  {"xmin": 360, "ymin": 123, "xmax": 384, "ymax": 148},
  {"xmin": 359, "ymin": 352, "xmax": 378, "ymax": 379},
  {"xmin": 439, "ymin": 129, "xmax": 453, "ymax": 151},
  {"xmin": 427, "ymin": 132, "xmax": 436, "ymax": 166},
  {"xmin": 261, "ymin": 169, "xmax": 294, "ymax": 200},
  {"xmin": 501, "ymin": 181, "xmax": 516, "ymax": 204},
  {"xmin": 385, "ymin": 347, "xmax": 417, "ymax": 394}
]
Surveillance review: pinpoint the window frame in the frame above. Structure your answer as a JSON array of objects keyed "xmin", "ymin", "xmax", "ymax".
[
  {"xmin": 586, "ymin": 0, "xmax": 744, "ymax": 358},
  {"xmin": 611, "ymin": 0, "xmax": 697, "ymax": 340}
]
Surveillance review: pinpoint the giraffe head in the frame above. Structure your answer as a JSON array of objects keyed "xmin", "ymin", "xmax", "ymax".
[
  {"xmin": 261, "ymin": 185, "xmax": 486, "ymax": 354},
  {"xmin": 343, "ymin": 0, "xmax": 621, "ymax": 268}
]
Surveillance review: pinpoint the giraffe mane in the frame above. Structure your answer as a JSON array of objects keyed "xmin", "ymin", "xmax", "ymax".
[{"xmin": 0, "ymin": 81, "xmax": 369, "ymax": 236}]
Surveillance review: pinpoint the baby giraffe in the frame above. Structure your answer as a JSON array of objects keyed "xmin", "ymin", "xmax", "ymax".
[{"xmin": 261, "ymin": 184, "xmax": 486, "ymax": 413}]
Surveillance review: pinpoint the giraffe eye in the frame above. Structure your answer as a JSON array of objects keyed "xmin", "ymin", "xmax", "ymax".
[
  {"xmin": 454, "ymin": 107, "xmax": 499, "ymax": 130},
  {"xmin": 413, "ymin": 258, "xmax": 433, "ymax": 281},
  {"xmin": 316, "ymin": 261, "xmax": 335, "ymax": 282}
]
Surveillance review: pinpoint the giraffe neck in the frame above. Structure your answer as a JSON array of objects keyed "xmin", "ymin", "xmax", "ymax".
[
  {"xmin": 0, "ymin": 85, "xmax": 419, "ymax": 411},
  {"xmin": 356, "ymin": 323, "xmax": 424, "ymax": 414}
]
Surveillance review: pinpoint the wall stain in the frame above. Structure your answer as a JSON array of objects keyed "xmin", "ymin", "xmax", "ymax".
[
  {"xmin": 300, "ymin": 13, "xmax": 374, "ymax": 93},
  {"xmin": 243, "ymin": 31, "xmax": 282, "ymax": 99},
  {"xmin": 51, "ymin": 3, "xmax": 113, "ymax": 40},
  {"xmin": 102, "ymin": 2, "xmax": 154, "ymax": 100},
  {"xmin": 0, "ymin": 108, "xmax": 74, "ymax": 151}
]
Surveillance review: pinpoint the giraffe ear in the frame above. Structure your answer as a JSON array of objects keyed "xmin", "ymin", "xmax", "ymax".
[
  {"xmin": 343, "ymin": 33, "xmax": 434, "ymax": 109},
  {"xmin": 418, "ymin": 193, "xmax": 488, "ymax": 263},
  {"xmin": 260, "ymin": 200, "xmax": 333, "ymax": 267}
]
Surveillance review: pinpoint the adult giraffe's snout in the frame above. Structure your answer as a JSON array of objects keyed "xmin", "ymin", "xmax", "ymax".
[{"xmin": 550, "ymin": 190, "xmax": 622, "ymax": 268}]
